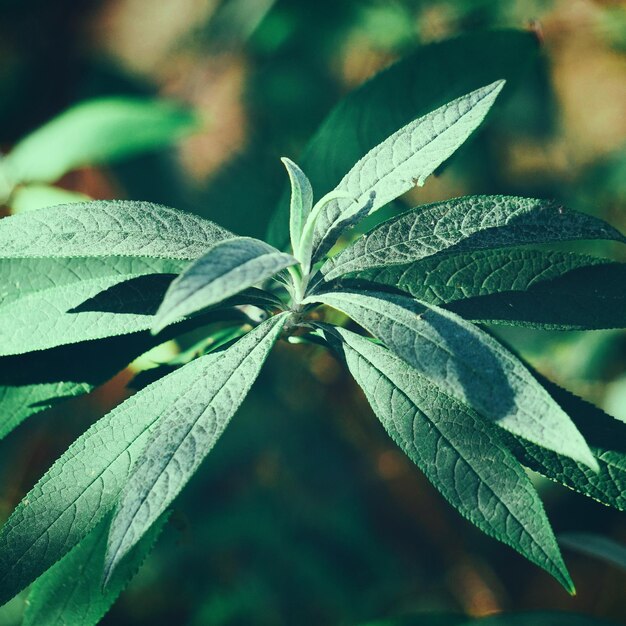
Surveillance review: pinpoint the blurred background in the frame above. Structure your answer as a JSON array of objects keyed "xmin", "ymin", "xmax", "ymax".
[{"xmin": 0, "ymin": 0, "xmax": 625, "ymax": 624}]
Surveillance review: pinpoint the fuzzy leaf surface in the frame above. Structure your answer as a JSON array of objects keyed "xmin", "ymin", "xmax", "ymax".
[
  {"xmin": 0, "ymin": 201, "xmax": 231, "ymax": 260},
  {"xmin": 281, "ymin": 157, "xmax": 313, "ymax": 254},
  {"xmin": 22, "ymin": 513, "xmax": 166, "ymax": 626},
  {"xmin": 309, "ymin": 290, "xmax": 596, "ymax": 469},
  {"xmin": 351, "ymin": 250, "xmax": 626, "ymax": 329},
  {"xmin": 0, "ymin": 316, "xmax": 282, "ymax": 605},
  {"xmin": 310, "ymin": 82, "xmax": 505, "ymax": 261},
  {"xmin": 324, "ymin": 326, "xmax": 573, "ymax": 592},
  {"xmin": 153, "ymin": 237, "xmax": 296, "ymax": 333},
  {"xmin": 104, "ymin": 314, "xmax": 287, "ymax": 583},
  {"xmin": 322, "ymin": 196, "xmax": 626, "ymax": 280},
  {"xmin": 4, "ymin": 97, "xmax": 197, "ymax": 184},
  {"xmin": 267, "ymin": 30, "xmax": 540, "ymax": 248}
]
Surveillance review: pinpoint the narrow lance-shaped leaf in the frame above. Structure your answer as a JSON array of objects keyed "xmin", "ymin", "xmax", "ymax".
[
  {"xmin": 281, "ymin": 157, "xmax": 313, "ymax": 254},
  {"xmin": 0, "ymin": 315, "xmax": 285, "ymax": 606},
  {"xmin": 103, "ymin": 313, "xmax": 288, "ymax": 584},
  {"xmin": 0, "ymin": 201, "xmax": 231, "ymax": 260},
  {"xmin": 322, "ymin": 195, "xmax": 626, "ymax": 280},
  {"xmin": 322, "ymin": 325, "xmax": 573, "ymax": 592},
  {"xmin": 351, "ymin": 250, "xmax": 626, "ymax": 330},
  {"xmin": 309, "ymin": 81, "xmax": 505, "ymax": 262},
  {"xmin": 153, "ymin": 237, "xmax": 297, "ymax": 334},
  {"xmin": 306, "ymin": 290, "xmax": 597, "ymax": 470},
  {"xmin": 22, "ymin": 513, "xmax": 168, "ymax": 626},
  {"xmin": 267, "ymin": 30, "xmax": 541, "ymax": 248},
  {"xmin": 3, "ymin": 97, "xmax": 198, "ymax": 185}
]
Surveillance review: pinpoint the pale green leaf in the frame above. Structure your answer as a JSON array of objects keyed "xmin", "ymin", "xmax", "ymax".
[
  {"xmin": 103, "ymin": 314, "xmax": 287, "ymax": 583},
  {"xmin": 322, "ymin": 195, "xmax": 626, "ymax": 280},
  {"xmin": 351, "ymin": 250, "xmax": 626, "ymax": 330},
  {"xmin": 281, "ymin": 157, "xmax": 313, "ymax": 254},
  {"xmin": 0, "ymin": 315, "xmax": 283, "ymax": 605},
  {"xmin": 307, "ymin": 290, "xmax": 597, "ymax": 470},
  {"xmin": 267, "ymin": 30, "xmax": 541, "ymax": 248},
  {"xmin": 9, "ymin": 184, "xmax": 89, "ymax": 213},
  {"xmin": 309, "ymin": 81, "xmax": 505, "ymax": 261},
  {"xmin": 0, "ymin": 201, "xmax": 231, "ymax": 260},
  {"xmin": 22, "ymin": 513, "xmax": 167, "ymax": 626},
  {"xmin": 153, "ymin": 237, "xmax": 296, "ymax": 334},
  {"xmin": 3, "ymin": 97, "xmax": 197, "ymax": 185},
  {"xmin": 323, "ymin": 326, "xmax": 573, "ymax": 592}
]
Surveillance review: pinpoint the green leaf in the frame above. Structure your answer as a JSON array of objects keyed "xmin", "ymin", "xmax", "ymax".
[
  {"xmin": 3, "ymin": 97, "xmax": 197, "ymax": 185},
  {"xmin": 0, "ymin": 257, "xmax": 186, "ymax": 356},
  {"xmin": 504, "ymin": 376, "xmax": 626, "ymax": 512},
  {"xmin": 9, "ymin": 184, "xmax": 89, "ymax": 213},
  {"xmin": 322, "ymin": 325, "xmax": 573, "ymax": 592},
  {"xmin": 152, "ymin": 237, "xmax": 296, "ymax": 334},
  {"xmin": 103, "ymin": 314, "xmax": 287, "ymax": 584},
  {"xmin": 0, "ymin": 333, "xmax": 159, "ymax": 441},
  {"xmin": 322, "ymin": 195, "xmax": 626, "ymax": 280},
  {"xmin": 559, "ymin": 532, "xmax": 626, "ymax": 572},
  {"xmin": 22, "ymin": 513, "xmax": 167, "ymax": 626},
  {"xmin": 0, "ymin": 200, "xmax": 231, "ymax": 260},
  {"xmin": 351, "ymin": 250, "xmax": 626, "ymax": 330},
  {"xmin": 281, "ymin": 157, "xmax": 313, "ymax": 254},
  {"xmin": 310, "ymin": 81, "xmax": 505, "ymax": 262},
  {"xmin": 267, "ymin": 30, "xmax": 541, "ymax": 248},
  {"xmin": 0, "ymin": 315, "xmax": 283, "ymax": 605},
  {"xmin": 361, "ymin": 614, "xmax": 618, "ymax": 626},
  {"xmin": 307, "ymin": 290, "xmax": 597, "ymax": 470}
]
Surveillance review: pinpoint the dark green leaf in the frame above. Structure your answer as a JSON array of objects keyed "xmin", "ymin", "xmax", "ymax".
[
  {"xmin": 322, "ymin": 196, "xmax": 626, "ymax": 280},
  {"xmin": 323, "ymin": 326, "xmax": 573, "ymax": 592},
  {"xmin": 308, "ymin": 290, "xmax": 596, "ymax": 469},
  {"xmin": 22, "ymin": 513, "xmax": 167, "ymax": 626},
  {"xmin": 103, "ymin": 314, "xmax": 287, "ymax": 583}
]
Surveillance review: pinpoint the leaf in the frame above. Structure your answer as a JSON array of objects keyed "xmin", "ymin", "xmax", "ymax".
[
  {"xmin": 309, "ymin": 81, "xmax": 505, "ymax": 262},
  {"xmin": 281, "ymin": 157, "xmax": 313, "ymax": 254},
  {"xmin": 3, "ymin": 97, "xmax": 197, "ymax": 185},
  {"xmin": 350, "ymin": 250, "xmax": 626, "ymax": 330},
  {"xmin": 0, "ymin": 262, "xmax": 183, "ymax": 356},
  {"xmin": 504, "ymin": 376, "xmax": 626, "ymax": 512},
  {"xmin": 103, "ymin": 314, "xmax": 287, "ymax": 584},
  {"xmin": 322, "ymin": 195, "xmax": 626, "ymax": 280},
  {"xmin": 22, "ymin": 513, "xmax": 167, "ymax": 626},
  {"xmin": 322, "ymin": 325, "xmax": 573, "ymax": 592},
  {"xmin": 307, "ymin": 290, "xmax": 597, "ymax": 470},
  {"xmin": 267, "ymin": 30, "xmax": 541, "ymax": 248},
  {"xmin": 153, "ymin": 237, "xmax": 296, "ymax": 334},
  {"xmin": 559, "ymin": 532, "xmax": 626, "ymax": 572},
  {"xmin": 361, "ymin": 614, "xmax": 618, "ymax": 626},
  {"xmin": 0, "ymin": 315, "xmax": 284, "ymax": 605},
  {"xmin": 9, "ymin": 184, "xmax": 89, "ymax": 213},
  {"xmin": 0, "ymin": 200, "xmax": 231, "ymax": 260}
]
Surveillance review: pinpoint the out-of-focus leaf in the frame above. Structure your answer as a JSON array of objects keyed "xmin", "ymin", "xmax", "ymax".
[
  {"xmin": 153, "ymin": 237, "xmax": 296, "ymax": 334},
  {"xmin": 352, "ymin": 250, "xmax": 626, "ymax": 329},
  {"xmin": 267, "ymin": 30, "xmax": 541, "ymax": 247},
  {"xmin": 0, "ymin": 201, "xmax": 231, "ymax": 260},
  {"xmin": 22, "ymin": 513, "xmax": 167, "ymax": 626},
  {"xmin": 322, "ymin": 196, "xmax": 626, "ymax": 280},
  {"xmin": 308, "ymin": 290, "xmax": 596, "ymax": 469},
  {"xmin": 104, "ymin": 314, "xmax": 287, "ymax": 583},
  {"xmin": 362, "ymin": 612, "xmax": 619, "ymax": 625},
  {"xmin": 323, "ymin": 326, "xmax": 573, "ymax": 593},
  {"xmin": 9, "ymin": 184, "xmax": 88, "ymax": 213},
  {"xmin": 309, "ymin": 81, "xmax": 505, "ymax": 261},
  {"xmin": 3, "ymin": 97, "xmax": 198, "ymax": 184},
  {"xmin": 559, "ymin": 533, "xmax": 626, "ymax": 572}
]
